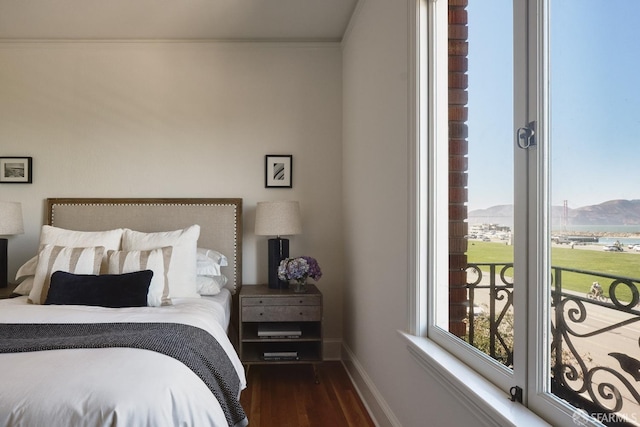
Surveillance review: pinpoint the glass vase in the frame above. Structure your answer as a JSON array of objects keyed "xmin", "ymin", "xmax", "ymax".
[{"xmin": 293, "ymin": 278, "xmax": 307, "ymax": 293}]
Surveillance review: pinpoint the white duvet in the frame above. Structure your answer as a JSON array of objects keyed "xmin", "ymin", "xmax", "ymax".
[{"xmin": 0, "ymin": 291, "xmax": 246, "ymax": 427}]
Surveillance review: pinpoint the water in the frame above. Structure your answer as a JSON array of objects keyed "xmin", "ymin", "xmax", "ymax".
[
  {"xmin": 562, "ymin": 225, "xmax": 640, "ymax": 233},
  {"xmin": 556, "ymin": 225, "xmax": 640, "ymax": 246}
]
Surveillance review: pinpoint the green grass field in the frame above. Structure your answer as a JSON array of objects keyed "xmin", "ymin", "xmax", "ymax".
[{"xmin": 467, "ymin": 241, "xmax": 640, "ymax": 302}]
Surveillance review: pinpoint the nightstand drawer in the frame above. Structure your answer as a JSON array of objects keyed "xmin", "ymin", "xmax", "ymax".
[
  {"xmin": 242, "ymin": 296, "xmax": 320, "ymax": 306},
  {"xmin": 242, "ymin": 305, "xmax": 322, "ymax": 322}
]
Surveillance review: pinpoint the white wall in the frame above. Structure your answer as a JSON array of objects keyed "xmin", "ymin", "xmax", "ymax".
[
  {"xmin": 0, "ymin": 41, "xmax": 344, "ymax": 348},
  {"xmin": 342, "ymin": 1, "xmax": 478, "ymax": 426}
]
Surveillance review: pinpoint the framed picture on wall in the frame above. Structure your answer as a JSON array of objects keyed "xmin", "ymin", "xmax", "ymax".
[
  {"xmin": 265, "ymin": 155, "xmax": 293, "ymax": 188},
  {"xmin": 0, "ymin": 157, "xmax": 32, "ymax": 183}
]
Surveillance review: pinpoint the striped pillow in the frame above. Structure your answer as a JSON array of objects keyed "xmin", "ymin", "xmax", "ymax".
[
  {"xmin": 29, "ymin": 245, "xmax": 105, "ymax": 305},
  {"xmin": 16, "ymin": 226, "xmax": 123, "ymax": 281},
  {"xmin": 122, "ymin": 225, "xmax": 200, "ymax": 298},
  {"xmin": 107, "ymin": 247, "xmax": 173, "ymax": 307}
]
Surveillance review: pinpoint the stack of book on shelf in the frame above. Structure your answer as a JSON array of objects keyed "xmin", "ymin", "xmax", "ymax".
[
  {"xmin": 257, "ymin": 323, "xmax": 302, "ymax": 339},
  {"xmin": 262, "ymin": 351, "xmax": 299, "ymax": 361}
]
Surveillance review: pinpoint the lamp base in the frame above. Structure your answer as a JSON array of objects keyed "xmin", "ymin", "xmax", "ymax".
[
  {"xmin": 267, "ymin": 238, "xmax": 289, "ymax": 289},
  {"xmin": 0, "ymin": 238, "xmax": 7, "ymax": 289}
]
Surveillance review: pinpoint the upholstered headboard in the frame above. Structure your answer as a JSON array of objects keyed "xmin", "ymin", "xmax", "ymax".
[{"xmin": 46, "ymin": 198, "xmax": 243, "ymax": 294}]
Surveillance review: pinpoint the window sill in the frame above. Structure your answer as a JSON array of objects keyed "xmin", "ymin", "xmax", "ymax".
[{"xmin": 399, "ymin": 331, "xmax": 551, "ymax": 427}]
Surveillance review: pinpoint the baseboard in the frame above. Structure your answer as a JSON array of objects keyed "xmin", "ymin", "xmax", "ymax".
[
  {"xmin": 341, "ymin": 344, "xmax": 402, "ymax": 427},
  {"xmin": 322, "ymin": 338, "xmax": 342, "ymax": 360}
]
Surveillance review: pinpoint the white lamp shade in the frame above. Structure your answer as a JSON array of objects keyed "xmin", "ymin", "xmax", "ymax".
[
  {"xmin": 0, "ymin": 201, "xmax": 24, "ymax": 236},
  {"xmin": 255, "ymin": 201, "xmax": 302, "ymax": 237}
]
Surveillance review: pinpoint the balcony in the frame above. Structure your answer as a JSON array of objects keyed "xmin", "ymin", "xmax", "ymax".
[{"xmin": 465, "ymin": 263, "xmax": 640, "ymax": 426}]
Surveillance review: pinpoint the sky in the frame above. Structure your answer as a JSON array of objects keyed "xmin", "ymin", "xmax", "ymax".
[{"xmin": 466, "ymin": 0, "xmax": 640, "ymax": 211}]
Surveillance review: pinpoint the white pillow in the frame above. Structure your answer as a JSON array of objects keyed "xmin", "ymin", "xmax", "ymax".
[
  {"xmin": 196, "ymin": 275, "xmax": 227, "ymax": 296},
  {"xmin": 16, "ymin": 226, "xmax": 124, "ymax": 280},
  {"xmin": 13, "ymin": 276, "xmax": 34, "ymax": 295},
  {"xmin": 29, "ymin": 245, "xmax": 105, "ymax": 305},
  {"xmin": 122, "ymin": 225, "xmax": 200, "ymax": 298},
  {"xmin": 39, "ymin": 225, "xmax": 123, "ymax": 249},
  {"xmin": 15, "ymin": 256, "xmax": 38, "ymax": 281},
  {"xmin": 107, "ymin": 247, "xmax": 173, "ymax": 307},
  {"xmin": 196, "ymin": 248, "xmax": 228, "ymax": 276},
  {"xmin": 197, "ymin": 248, "xmax": 228, "ymax": 266}
]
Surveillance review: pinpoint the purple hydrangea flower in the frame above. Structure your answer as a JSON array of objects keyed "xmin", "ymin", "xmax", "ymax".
[
  {"xmin": 277, "ymin": 256, "xmax": 322, "ymax": 282},
  {"xmin": 300, "ymin": 256, "xmax": 322, "ymax": 280}
]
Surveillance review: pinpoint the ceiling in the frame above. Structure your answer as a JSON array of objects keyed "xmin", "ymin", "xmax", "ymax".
[{"xmin": 0, "ymin": 0, "xmax": 359, "ymax": 41}]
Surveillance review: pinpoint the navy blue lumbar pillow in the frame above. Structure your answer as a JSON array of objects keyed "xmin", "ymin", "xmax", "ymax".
[{"xmin": 45, "ymin": 270, "xmax": 153, "ymax": 308}]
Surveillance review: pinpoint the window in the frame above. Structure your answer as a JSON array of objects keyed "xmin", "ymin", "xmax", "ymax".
[{"xmin": 414, "ymin": 1, "xmax": 640, "ymax": 426}]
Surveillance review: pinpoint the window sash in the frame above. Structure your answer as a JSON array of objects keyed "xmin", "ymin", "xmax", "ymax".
[
  {"xmin": 416, "ymin": 0, "xmax": 595, "ymax": 425},
  {"xmin": 421, "ymin": 0, "xmax": 518, "ymax": 393}
]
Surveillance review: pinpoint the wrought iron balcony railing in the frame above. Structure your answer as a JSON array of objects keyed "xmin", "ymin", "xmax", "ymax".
[{"xmin": 465, "ymin": 263, "xmax": 640, "ymax": 426}]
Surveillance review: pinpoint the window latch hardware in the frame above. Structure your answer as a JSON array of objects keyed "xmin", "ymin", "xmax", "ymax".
[
  {"xmin": 516, "ymin": 121, "xmax": 536, "ymax": 149},
  {"xmin": 509, "ymin": 385, "xmax": 523, "ymax": 403}
]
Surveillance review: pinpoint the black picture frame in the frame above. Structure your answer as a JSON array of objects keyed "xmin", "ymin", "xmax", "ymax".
[
  {"xmin": 0, "ymin": 157, "xmax": 32, "ymax": 184},
  {"xmin": 265, "ymin": 155, "xmax": 292, "ymax": 188}
]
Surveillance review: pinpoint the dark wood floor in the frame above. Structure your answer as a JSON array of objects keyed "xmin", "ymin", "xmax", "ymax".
[{"xmin": 239, "ymin": 361, "xmax": 376, "ymax": 427}]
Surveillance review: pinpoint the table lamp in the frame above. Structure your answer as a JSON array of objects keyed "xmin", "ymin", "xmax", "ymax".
[
  {"xmin": 0, "ymin": 201, "xmax": 24, "ymax": 288},
  {"xmin": 255, "ymin": 201, "xmax": 302, "ymax": 289}
]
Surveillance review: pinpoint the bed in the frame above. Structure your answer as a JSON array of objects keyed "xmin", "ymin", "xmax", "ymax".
[{"xmin": 0, "ymin": 198, "xmax": 247, "ymax": 427}]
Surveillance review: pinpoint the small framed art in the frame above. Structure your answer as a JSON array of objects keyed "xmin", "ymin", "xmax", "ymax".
[
  {"xmin": 0, "ymin": 157, "xmax": 33, "ymax": 183},
  {"xmin": 265, "ymin": 155, "xmax": 292, "ymax": 188}
]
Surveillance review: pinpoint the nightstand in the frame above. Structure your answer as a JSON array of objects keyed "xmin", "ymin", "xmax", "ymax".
[
  {"xmin": 239, "ymin": 284, "xmax": 323, "ymax": 374},
  {"xmin": 0, "ymin": 283, "xmax": 19, "ymax": 299}
]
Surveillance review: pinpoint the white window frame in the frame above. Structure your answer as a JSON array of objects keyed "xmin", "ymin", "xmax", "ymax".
[
  {"xmin": 403, "ymin": 1, "xmax": 602, "ymax": 426},
  {"xmin": 415, "ymin": 0, "xmax": 517, "ymax": 394}
]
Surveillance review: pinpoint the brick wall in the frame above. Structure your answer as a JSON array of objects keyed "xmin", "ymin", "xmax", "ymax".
[{"xmin": 448, "ymin": 0, "xmax": 469, "ymax": 337}]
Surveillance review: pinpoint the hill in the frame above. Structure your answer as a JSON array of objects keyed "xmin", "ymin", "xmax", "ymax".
[{"xmin": 469, "ymin": 199, "xmax": 640, "ymax": 228}]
